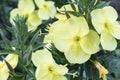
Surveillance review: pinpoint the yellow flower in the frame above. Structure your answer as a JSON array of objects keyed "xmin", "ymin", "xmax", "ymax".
[
  {"xmin": 32, "ymin": 49, "xmax": 68, "ymax": 80},
  {"xmin": 10, "ymin": 0, "xmax": 42, "ymax": 31},
  {"xmin": 35, "ymin": 0, "xmax": 57, "ymax": 20},
  {"xmin": 46, "ymin": 16, "xmax": 100, "ymax": 64},
  {"xmin": 0, "ymin": 54, "xmax": 18, "ymax": 80},
  {"xmin": 91, "ymin": 6, "xmax": 120, "ymax": 51},
  {"xmin": 94, "ymin": 61, "xmax": 108, "ymax": 80}
]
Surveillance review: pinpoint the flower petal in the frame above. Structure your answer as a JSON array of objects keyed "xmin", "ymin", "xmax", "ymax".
[
  {"xmin": 32, "ymin": 49, "xmax": 55, "ymax": 67},
  {"xmin": 109, "ymin": 21, "xmax": 120, "ymax": 39},
  {"xmin": 18, "ymin": 0, "xmax": 35, "ymax": 14},
  {"xmin": 53, "ymin": 37, "xmax": 72, "ymax": 52},
  {"xmin": 65, "ymin": 16, "xmax": 89, "ymax": 37},
  {"xmin": 101, "ymin": 29, "xmax": 117, "ymax": 51},
  {"xmin": 35, "ymin": 65, "xmax": 51, "ymax": 80},
  {"xmin": 50, "ymin": 21, "xmax": 72, "ymax": 52},
  {"xmin": 27, "ymin": 11, "xmax": 42, "ymax": 31},
  {"xmin": 91, "ymin": 9, "xmax": 105, "ymax": 33},
  {"xmin": 54, "ymin": 65, "xmax": 68, "ymax": 75},
  {"xmin": 65, "ymin": 43, "xmax": 91, "ymax": 64},
  {"xmin": 0, "ymin": 71, "xmax": 9, "ymax": 80},
  {"xmin": 80, "ymin": 30, "xmax": 100, "ymax": 54},
  {"xmin": 53, "ymin": 76, "xmax": 67, "ymax": 80},
  {"xmin": 102, "ymin": 6, "xmax": 118, "ymax": 22}
]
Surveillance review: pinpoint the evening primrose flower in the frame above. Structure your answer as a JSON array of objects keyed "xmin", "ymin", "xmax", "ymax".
[
  {"xmin": 32, "ymin": 49, "xmax": 68, "ymax": 80},
  {"xmin": 94, "ymin": 61, "xmax": 108, "ymax": 80},
  {"xmin": 91, "ymin": 6, "xmax": 120, "ymax": 51},
  {"xmin": 35, "ymin": 0, "xmax": 57, "ymax": 20},
  {"xmin": 10, "ymin": 0, "xmax": 42, "ymax": 31},
  {"xmin": 46, "ymin": 16, "xmax": 100, "ymax": 64},
  {"xmin": 0, "ymin": 54, "xmax": 18, "ymax": 80}
]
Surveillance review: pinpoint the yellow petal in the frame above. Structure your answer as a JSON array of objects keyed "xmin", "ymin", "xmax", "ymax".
[
  {"xmin": 80, "ymin": 30, "xmax": 100, "ymax": 54},
  {"xmin": 10, "ymin": 8, "xmax": 21, "ymax": 25},
  {"xmin": 0, "ymin": 61, "xmax": 9, "ymax": 80},
  {"xmin": 48, "ymin": 21, "xmax": 72, "ymax": 52},
  {"xmin": 54, "ymin": 65, "xmax": 68, "ymax": 75},
  {"xmin": 34, "ymin": 0, "xmax": 44, "ymax": 8},
  {"xmin": 109, "ymin": 21, "xmax": 120, "ymax": 39},
  {"xmin": 35, "ymin": 65, "xmax": 52, "ymax": 80},
  {"xmin": 53, "ymin": 76, "xmax": 67, "ymax": 80},
  {"xmin": 65, "ymin": 16, "xmax": 89, "ymax": 37},
  {"xmin": 53, "ymin": 38, "xmax": 72, "ymax": 52},
  {"xmin": 32, "ymin": 49, "xmax": 55, "ymax": 67},
  {"xmin": 91, "ymin": 9, "xmax": 105, "ymax": 33},
  {"xmin": 65, "ymin": 43, "xmax": 91, "ymax": 64},
  {"xmin": 35, "ymin": 64, "xmax": 68, "ymax": 80},
  {"xmin": 101, "ymin": 29, "xmax": 117, "ymax": 51},
  {"xmin": 18, "ymin": 0, "xmax": 35, "ymax": 14},
  {"xmin": 0, "ymin": 71, "xmax": 9, "ymax": 80},
  {"xmin": 27, "ymin": 11, "xmax": 42, "ymax": 31},
  {"xmin": 102, "ymin": 6, "xmax": 118, "ymax": 22},
  {"xmin": 37, "ymin": 1, "xmax": 56, "ymax": 20}
]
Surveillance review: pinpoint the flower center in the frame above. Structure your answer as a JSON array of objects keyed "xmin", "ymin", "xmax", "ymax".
[
  {"xmin": 48, "ymin": 65, "xmax": 54, "ymax": 73},
  {"xmin": 104, "ymin": 22, "xmax": 110, "ymax": 29},
  {"xmin": 23, "ymin": 13, "xmax": 30, "ymax": 18},
  {"xmin": 73, "ymin": 36, "xmax": 80, "ymax": 42},
  {"xmin": 43, "ymin": 4, "xmax": 49, "ymax": 10}
]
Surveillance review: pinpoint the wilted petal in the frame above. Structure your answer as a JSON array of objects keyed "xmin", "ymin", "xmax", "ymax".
[
  {"xmin": 80, "ymin": 30, "xmax": 100, "ymax": 54},
  {"xmin": 65, "ymin": 43, "xmax": 91, "ymax": 64},
  {"xmin": 32, "ymin": 49, "xmax": 55, "ymax": 67},
  {"xmin": 101, "ymin": 29, "xmax": 117, "ymax": 51},
  {"xmin": 91, "ymin": 9, "xmax": 105, "ymax": 33}
]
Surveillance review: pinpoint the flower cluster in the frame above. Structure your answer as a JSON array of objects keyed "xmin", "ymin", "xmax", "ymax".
[
  {"xmin": 10, "ymin": 0, "xmax": 56, "ymax": 31},
  {"xmin": 1, "ymin": 0, "xmax": 120, "ymax": 80}
]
